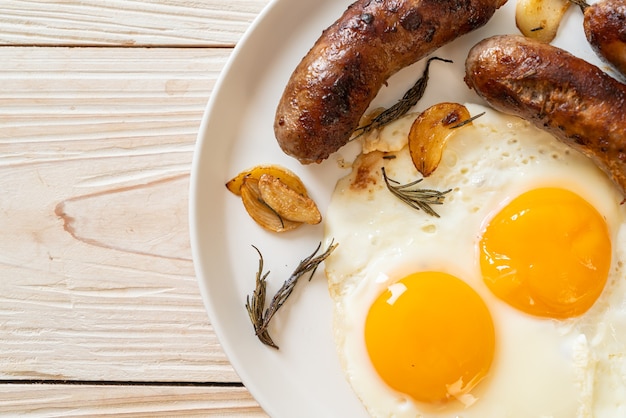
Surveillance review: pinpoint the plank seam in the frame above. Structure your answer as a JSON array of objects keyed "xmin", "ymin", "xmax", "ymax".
[{"xmin": 0, "ymin": 380, "xmax": 244, "ymax": 387}]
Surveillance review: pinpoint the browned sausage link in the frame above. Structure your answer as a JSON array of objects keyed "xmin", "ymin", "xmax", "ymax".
[
  {"xmin": 464, "ymin": 34, "xmax": 626, "ymax": 194},
  {"xmin": 583, "ymin": 0, "xmax": 626, "ymax": 77},
  {"xmin": 274, "ymin": 0, "xmax": 508, "ymax": 164}
]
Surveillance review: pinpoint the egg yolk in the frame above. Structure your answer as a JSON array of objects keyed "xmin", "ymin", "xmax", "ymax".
[
  {"xmin": 479, "ymin": 187, "xmax": 611, "ymax": 319},
  {"xmin": 364, "ymin": 271, "xmax": 495, "ymax": 405}
]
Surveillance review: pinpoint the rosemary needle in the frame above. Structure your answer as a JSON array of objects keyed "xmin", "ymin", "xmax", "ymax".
[
  {"xmin": 451, "ymin": 111, "xmax": 485, "ymax": 129},
  {"xmin": 245, "ymin": 241, "xmax": 338, "ymax": 349},
  {"xmin": 382, "ymin": 167, "xmax": 451, "ymax": 218}
]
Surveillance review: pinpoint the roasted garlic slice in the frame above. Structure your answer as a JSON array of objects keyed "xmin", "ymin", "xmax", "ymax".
[
  {"xmin": 240, "ymin": 177, "xmax": 302, "ymax": 233},
  {"xmin": 227, "ymin": 164, "xmax": 320, "ymax": 232},
  {"xmin": 226, "ymin": 164, "xmax": 307, "ymax": 196},
  {"xmin": 408, "ymin": 102, "xmax": 471, "ymax": 177},
  {"xmin": 258, "ymin": 174, "xmax": 321, "ymax": 225},
  {"xmin": 516, "ymin": 0, "xmax": 571, "ymax": 43}
]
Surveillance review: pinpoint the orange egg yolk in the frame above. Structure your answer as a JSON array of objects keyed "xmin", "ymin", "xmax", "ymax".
[
  {"xmin": 364, "ymin": 271, "xmax": 495, "ymax": 405},
  {"xmin": 479, "ymin": 187, "xmax": 611, "ymax": 319}
]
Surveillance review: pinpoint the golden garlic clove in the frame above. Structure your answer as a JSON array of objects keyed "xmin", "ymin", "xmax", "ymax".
[
  {"xmin": 226, "ymin": 164, "xmax": 308, "ymax": 196},
  {"xmin": 516, "ymin": 0, "xmax": 571, "ymax": 43},
  {"xmin": 408, "ymin": 102, "xmax": 471, "ymax": 177},
  {"xmin": 240, "ymin": 177, "xmax": 302, "ymax": 233},
  {"xmin": 258, "ymin": 174, "xmax": 322, "ymax": 225}
]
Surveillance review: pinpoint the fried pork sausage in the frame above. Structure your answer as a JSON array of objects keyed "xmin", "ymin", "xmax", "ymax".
[
  {"xmin": 581, "ymin": 0, "xmax": 626, "ymax": 77},
  {"xmin": 274, "ymin": 0, "xmax": 508, "ymax": 164},
  {"xmin": 464, "ymin": 34, "xmax": 626, "ymax": 194}
]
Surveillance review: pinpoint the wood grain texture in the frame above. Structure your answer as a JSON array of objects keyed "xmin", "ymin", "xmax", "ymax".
[
  {"xmin": 1, "ymin": 0, "xmax": 270, "ymax": 47},
  {"xmin": 0, "ymin": 46, "xmax": 238, "ymax": 383},
  {"xmin": 0, "ymin": 0, "xmax": 277, "ymax": 414},
  {"xmin": 0, "ymin": 384, "xmax": 266, "ymax": 416}
]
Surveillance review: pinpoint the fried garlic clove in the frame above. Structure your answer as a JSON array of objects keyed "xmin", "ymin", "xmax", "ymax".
[
  {"xmin": 226, "ymin": 165, "xmax": 308, "ymax": 196},
  {"xmin": 258, "ymin": 174, "xmax": 322, "ymax": 225},
  {"xmin": 408, "ymin": 102, "xmax": 471, "ymax": 177},
  {"xmin": 240, "ymin": 177, "xmax": 302, "ymax": 232},
  {"xmin": 516, "ymin": 0, "xmax": 571, "ymax": 43}
]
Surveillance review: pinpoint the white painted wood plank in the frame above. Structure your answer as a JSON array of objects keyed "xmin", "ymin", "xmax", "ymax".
[
  {"xmin": 0, "ymin": 384, "xmax": 265, "ymax": 416},
  {"xmin": 0, "ymin": 46, "xmax": 245, "ymax": 383},
  {"xmin": 1, "ymin": 0, "xmax": 270, "ymax": 47}
]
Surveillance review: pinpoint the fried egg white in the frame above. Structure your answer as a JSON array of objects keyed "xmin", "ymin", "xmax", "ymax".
[{"xmin": 323, "ymin": 103, "xmax": 626, "ymax": 417}]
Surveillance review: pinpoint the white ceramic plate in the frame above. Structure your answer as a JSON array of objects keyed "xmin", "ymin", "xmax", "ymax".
[{"xmin": 189, "ymin": 1, "xmax": 610, "ymax": 416}]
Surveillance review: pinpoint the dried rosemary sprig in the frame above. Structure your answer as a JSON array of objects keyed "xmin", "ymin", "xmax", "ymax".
[
  {"xmin": 382, "ymin": 167, "xmax": 451, "ymax": 217},
  {"xmin": 352, "ymin": 56, "xmax": 453, "ymax": 138},
  {"xmin": 245, "ymin": 241, "xmax": 338, "ymax": 349}
]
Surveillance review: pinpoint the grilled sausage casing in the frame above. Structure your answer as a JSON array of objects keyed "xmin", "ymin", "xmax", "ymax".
[
  {"xmin": 465, "ymin": 34, "xmax": 626, "ymax": 194},
  {"xmin": 274, "ymin": 0, "xmax": 507, "ymax": 164},
  {"xmin": 583, "ymin": 0, "xmax": 626, "ymax": 77}
]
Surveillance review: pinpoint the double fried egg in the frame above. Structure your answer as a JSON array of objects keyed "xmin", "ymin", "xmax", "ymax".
[{"xmin": 323, "ymin": 103, "xmax": 626, "ymax": 417}]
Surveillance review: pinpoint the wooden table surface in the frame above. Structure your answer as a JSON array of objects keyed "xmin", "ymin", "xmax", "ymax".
[{"xmin": 0, "ymin": 0, "xmax": 270, "ymax": 415}]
